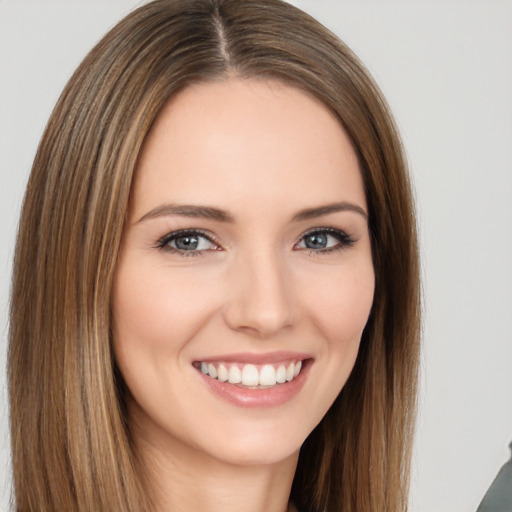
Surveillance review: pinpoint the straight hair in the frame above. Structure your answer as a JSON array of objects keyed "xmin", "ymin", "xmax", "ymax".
[{"xmin": 8, "ymin": 1, "xmax": 421, "ymax": 510}]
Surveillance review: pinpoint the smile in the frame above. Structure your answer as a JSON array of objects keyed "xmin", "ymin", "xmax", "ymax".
[
  {"xmin": 196, "ymin": 360, "xmax": 303, "ymax": 388},
  {"xmin": 193, "ymin": 353, "xmax": 313, "ymax": 407}
]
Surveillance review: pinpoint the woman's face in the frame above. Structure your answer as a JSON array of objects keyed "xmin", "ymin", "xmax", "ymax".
[{"xmin": 112, "ymin": 79, "xmax": 374, "ymax": 468}]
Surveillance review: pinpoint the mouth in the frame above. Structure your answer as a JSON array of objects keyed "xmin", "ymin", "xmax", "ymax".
[
  {"xmin": 192, "ymin": 359, "xmax": 307, "ymax": 389},
  {"xmin": 192, "ymin": 353, "xmax": 313, "ymax": 407}
]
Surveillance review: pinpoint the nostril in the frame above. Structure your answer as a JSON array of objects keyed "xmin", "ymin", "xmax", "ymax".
[
  {"xmin": 223, "ymin": 304, "xmax": 295, "ymax": 337},
  {"xmin": 221, "ymin": 263, "xmax": 296, "ymax": 336}
]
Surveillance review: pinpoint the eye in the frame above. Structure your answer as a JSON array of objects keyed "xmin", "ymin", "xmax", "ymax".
[
  {"xmin": 156, "ymin": 230, "xmax": 219, "ymax": 255},
  {"xmin": 295, "ymin": 228, "xmax": 354, "ymax": 253}
]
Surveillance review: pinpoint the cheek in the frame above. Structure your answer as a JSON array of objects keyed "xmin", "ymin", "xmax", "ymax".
[
  {"xmin": 307, "ymin": 260, "xmax": 374, "ymax": 393},
  {"xmin": 110, "ymin": 265, "xmax": 226, "ymax": 428},
  {"xmin": 309, "ymin": 262, "xmax": 375, "ymax": 348},
  {"xmin": 110, "ymin": 261, "xmax": 224, "ymax": 426},
  {"xmin": 112, "ymin": 262, "xmax": 219, "ymax": 356}
]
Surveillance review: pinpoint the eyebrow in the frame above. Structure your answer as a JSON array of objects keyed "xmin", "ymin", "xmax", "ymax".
[
  {"xmin": 137, "ymin": 203, "xmax": 234, "ymax": 223},
  {"xmin": 291, "ymin": 202, "xmax": 368, "ymax": 221},
  {"xmin": 137, "ymin": 200, "xmax": 367, "ymax": 224}
]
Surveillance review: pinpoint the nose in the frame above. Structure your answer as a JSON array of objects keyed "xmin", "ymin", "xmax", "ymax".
[{"xmin": 222, "ymin": 248, "xmax": 297, "ymax": 337}]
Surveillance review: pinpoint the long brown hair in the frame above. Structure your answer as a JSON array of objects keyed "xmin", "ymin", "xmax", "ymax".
[{"xmin": 8, "ymin": 1, "xmax": 420, "ymax": 510}]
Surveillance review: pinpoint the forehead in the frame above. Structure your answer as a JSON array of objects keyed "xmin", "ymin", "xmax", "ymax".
[{"xmin": 130, "ymin": 78, "xmax": 366, "ymax": 219}]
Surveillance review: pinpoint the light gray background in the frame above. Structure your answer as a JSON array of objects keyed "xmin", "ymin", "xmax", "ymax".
[{"xmin": 1, "ymin": 1, "xmax": 511, "ymax": 511}]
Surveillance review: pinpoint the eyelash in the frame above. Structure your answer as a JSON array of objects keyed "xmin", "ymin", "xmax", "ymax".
[
  {"xmin": 297, "ymin": 227, "xmax": 355, "ymax": 256},
  {"xmin": 154, "ymin": 229, "xmax": 219, "ymax": 257},
  {"xmin": 154, "ymin": 227, "xmax": 355, "ymax": 257}
]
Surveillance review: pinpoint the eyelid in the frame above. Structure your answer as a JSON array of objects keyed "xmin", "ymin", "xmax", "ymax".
[
  {"xmin": 154, "ymin": 226, "xmax": 355, "ymax": 256},
  {"xmin": 294, "ymin": 226, "xmax": 355, "ymax": 252},
  {"xmin": 155, "ymin": 228, "xmax": 221, "ymax": 253}
]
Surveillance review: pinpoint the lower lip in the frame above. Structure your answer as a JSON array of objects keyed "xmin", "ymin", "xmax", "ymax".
[{"xmin": 197, "ymin": 360, "xmax": 312, "ymax": 408}]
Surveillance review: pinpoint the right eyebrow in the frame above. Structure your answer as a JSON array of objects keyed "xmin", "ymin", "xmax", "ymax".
[
  {"xmin": 136, "ymin": 203, "xmax": 235, "ymax": 224},
  {"xmin": 291, "ymin": 201, "xmax": 368, "ymax": 222}
]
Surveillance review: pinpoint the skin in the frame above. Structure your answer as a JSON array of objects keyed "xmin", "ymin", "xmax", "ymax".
[{"xmin": 112, "ymin": 78, "xmax": 375, "ymax": 512}]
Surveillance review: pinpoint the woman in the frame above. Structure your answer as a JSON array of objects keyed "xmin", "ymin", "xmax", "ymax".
[{"xmin": 8, "ymin": 0, "xmax": 420, "ymax": 511}]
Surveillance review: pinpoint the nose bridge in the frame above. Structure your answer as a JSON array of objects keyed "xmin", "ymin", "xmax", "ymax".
[{"xmin": 223, "ymin": 242, "xmax": 296, "ymax": 336}]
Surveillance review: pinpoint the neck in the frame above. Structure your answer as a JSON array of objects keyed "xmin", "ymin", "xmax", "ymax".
[{"xmin": 134, "ymin": 422, "xmax": 299, "ymax": 512}]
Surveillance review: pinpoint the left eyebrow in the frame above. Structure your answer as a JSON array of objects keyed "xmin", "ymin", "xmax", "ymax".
[
  {"xmin": 291, "ymin": 201, "xmax": 368, "ymax": 222},
  {"xmin": 136, "ymin": 203, "xmax": 235, "ymax": 223}
]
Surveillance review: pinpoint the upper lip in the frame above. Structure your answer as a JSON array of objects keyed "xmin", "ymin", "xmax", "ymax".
[{"xmin": 193, "ymin": 351, "xmax": 313, "ymax": 365}]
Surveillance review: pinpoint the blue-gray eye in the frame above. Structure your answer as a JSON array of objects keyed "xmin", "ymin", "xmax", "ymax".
[
  {"xmin": 173, "ymin": 234, "xmax": 200, "ymax": 250},
  {"xmin": 157, "ymin": 230, "xmax": 218, "ymax": 253},
  {"xmin": 296, "ymin": 229, "xmax": 354, "ymax": 252},
  {"xmin": 304, "ymin": 233, "xmax": 328, "ymax": 249}
]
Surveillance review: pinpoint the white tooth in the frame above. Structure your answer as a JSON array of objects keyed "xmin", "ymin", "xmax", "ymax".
[
  {"xmin": 217, "ymin": 364, "xmax": 228, "ymax": 382},
  {"xmin": 241, "ymin": 364, "xmax": 259, "ymax": 386},
  {"xmin": 276, "ymin": 365, "xmax": 286, "ymax": 383},
  {"xmin": 201, "ymin": 362, "xmax": 208, "ymax": 374},
  {"xmin": 228, "ymin": 365, "xmax": 242, "ymax": 384},
  {"xmin": 208, "ymin": 363, "xmax": 217, "ymax": 379},
  {"xmin": 286, "ymin": 363, "xmax": 295, "ymax": 382},
  {"xmin": 259, "ymin": 364, "xmax": 277, "ymax": 386},
  {"xmin": 294, "ymin": 360, "xmax": 302, "ymax": 377}
]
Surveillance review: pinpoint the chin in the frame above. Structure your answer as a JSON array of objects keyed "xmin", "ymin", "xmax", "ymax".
[
  {"xmin": 196, "ymin": 420, "xmax": 310, "ymax": 468},
  {"xmin": 210, "ymin": 438, "xmax": 301, "ymax": 468}
]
